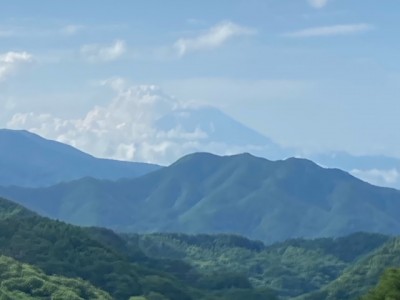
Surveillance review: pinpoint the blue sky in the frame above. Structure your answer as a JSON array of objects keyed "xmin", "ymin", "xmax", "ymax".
[{"xmin": 1, "ymin": 0, "xmax": 400, "ymax": 164}]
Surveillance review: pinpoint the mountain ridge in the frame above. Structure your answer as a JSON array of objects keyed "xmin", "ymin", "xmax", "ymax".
[{"xmin": 2, "ymin": 152, "xmax": 400, "ymax": 244}]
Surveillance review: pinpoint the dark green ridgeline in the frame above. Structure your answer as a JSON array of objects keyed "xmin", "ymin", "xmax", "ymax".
[
  {"xmin": 362, "ymin": 268, "xmax": 400, "ymax": 300},
  {"xmin": 1, "ymin": 196, "xmax": 400, "ymax": 299},
  {"xmin": 0, "ymin": 197, "xmax": 277, "ymax": 300},
  {"xmin": 296, "ymin": 237, "xmax": 400, "ymax": 300},
  {"xmin": 2, "ymin": 152, "xmax": 400, "ymax": 245},
  {"xmin": 124, "ymin": 232, "xmax": 400, "ymax": 300}
]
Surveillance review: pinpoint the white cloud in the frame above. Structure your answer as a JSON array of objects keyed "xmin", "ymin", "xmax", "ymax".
[
  {"xmin": 308, "ymin": 0, "xmax": 329, "ymax": 9},
  {"xmin": 174, "ymin": 21, "xmax": 256, "ymax": 56},
  {"xmin": 351, "ymin": 168, "xmax": 400, "ymax": 187},
  {"xmin": 6, "ymin": 81, "xmax": 275, "ymax": 164},
  {"xmin": 0, "ymin": 51, "xmax": 33, "ymax": 81},
  {"xmin": 81, "ymin": 40, "xmax": 126, "ymax": 62},
  {"xmin": 7, "ymin": 82, "xmax": 175, "ymax": 163},
  {"xmin": 284, "ymin": 23, "xmax": 373, "ymax": 38}
]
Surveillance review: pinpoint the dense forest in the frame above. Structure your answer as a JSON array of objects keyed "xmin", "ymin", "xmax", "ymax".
[
  {"xmin": 0, "ymin": 197, "xmax": 277, "ymax": 300},
  {"xmin": 123, "ymin": 232, "xmax": 400, "ymax": 299},
  {"xmin": 362, "ymin": 268, "xmax": 400, "ymax": 300},
  {"xmin": 0, "ymin": 195, "xmax": 399, "ymax": 299},
  {"xmin": 0, "ymin": 255, "xmax": 112, "ymax": 299}
]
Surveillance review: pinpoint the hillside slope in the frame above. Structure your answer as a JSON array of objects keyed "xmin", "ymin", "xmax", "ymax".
[
  {"xmin": 0, "ymin": 197, "xmax": 195, "ymax": 299},
  {"xmin": 0, "ymin": 195, "xmax": 397, "ymax": 300},
  {"xmin": 0, "ymin": 196, "xmax": 277, "ymax": 300},
  {"xmin": 124, "ymin": 232, "xmax": 390, "ymax": 299},
  {"xmin": 0, "ymin": 255, "xmax": 112, "ymax": 300},
  {"xmin": 297, "ymin": 237, "xmax": 400, "ymax": 300}
]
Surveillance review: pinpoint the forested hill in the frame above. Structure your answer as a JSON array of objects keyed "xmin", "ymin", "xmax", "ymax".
[
  {"xmin": 0, "ymin": 255, "xmax": 112, "ymax": 299},
  {"xmin": 123, "ymin": 231, "xmax": 400, "ymax": 300},
  {"xmin": 0, "ymin": 195, "xmax": 400, "ymax": 299},
  {"xmin": 0, "ymin": 196, "xmax": 278, "ymax": 300},
  {"xmin": 2, "ymin": 152, "xmax": 400, "ymax": 243}
]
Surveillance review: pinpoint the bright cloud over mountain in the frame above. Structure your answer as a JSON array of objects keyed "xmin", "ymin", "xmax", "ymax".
[
  {"xmin": 1, "ymin": 1, "xmax": 400, "ymax": 187},
  {"xmin": 8, "ymin": 81, "xmax": 276, "ymax": 164}
]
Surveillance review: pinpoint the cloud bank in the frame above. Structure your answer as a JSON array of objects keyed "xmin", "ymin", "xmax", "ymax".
[
  {"xmin": 174, "ymin": 21, "xmax": 255, "ymax": 56},
  {"xmin": 284, "ymin": 24, "xmax": 373, "ymax": 38},
  {"xmin": 7, "ymin": 80, "xmax": 270, "ymax": 164},
  {"xmin": 0, "ymin": 51, "xmax": 33, "ymax": 81}
]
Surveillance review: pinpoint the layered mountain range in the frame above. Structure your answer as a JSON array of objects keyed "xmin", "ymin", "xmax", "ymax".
[
  {"xmin": 7, "ymin": 106, "xmax": 400, "ymax": 189},
  {"xmin": 1, "ymin": 128, "xmax": 400, "ymax": 298},
  {"xmin": 2, "ymin": 149, "xmax": 400, "ymax": 244}
]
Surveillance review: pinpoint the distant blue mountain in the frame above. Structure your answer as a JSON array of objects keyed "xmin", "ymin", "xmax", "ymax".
[
  {"xmin": 0, "ymin": 129, "xmax": 160, "ymax": 187},
  {"xmin": 156, "ymin": 106, "xmax": 289, "ymax": 160},
  {"xmin": 3, "ymin": 106, "xmax": 400, "ymax": 189},
  {"xmin": 156, "ymin": 106, "xmax": 400, "ymax": 188}
]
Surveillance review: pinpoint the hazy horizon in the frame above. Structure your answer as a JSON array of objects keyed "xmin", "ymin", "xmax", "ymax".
[{"xmin": 1, "ymin": 0, "xmax": 399, "ymax": 167}]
